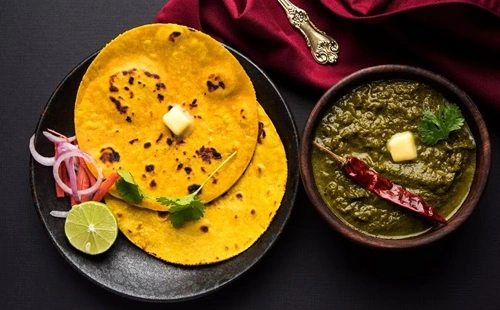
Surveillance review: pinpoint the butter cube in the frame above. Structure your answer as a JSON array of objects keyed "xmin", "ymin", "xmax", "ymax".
[
  {"xmin": 387, "ymin": 131, "xmax": 417, "ymax": 162},
  {"xmin": 162, "ymin": 106, "xmax": 193, "ymax": 136}
]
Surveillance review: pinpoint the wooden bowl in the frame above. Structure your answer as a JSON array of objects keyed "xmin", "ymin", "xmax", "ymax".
[{"xmin": 300, "ymin": 65, "xmax": 491, "ymax": 249}]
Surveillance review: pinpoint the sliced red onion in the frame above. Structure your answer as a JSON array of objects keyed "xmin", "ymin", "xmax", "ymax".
[
  {"xmin": 65, "ymin": 156, "xmax": 79, "ymax": 200},
  {"xmin": 56, "ymin": 142, "xmax": 80, "ymax": 155},
  {"xmin": 53, "ymin": 151, "xmax": 103, "ymax": 197},
  {"xmin": 29, "ymin": 135, "xmax": 55, "ymax": 166},
  {"xmin": 42, "ymin": 131, "xmax": 76, "ymax": 144},
  {"xmin": 31, "ymin": 131, "xmax": 104, "ymax": 202},
  {"xmin": 49, "ymin": 210, "xmax": 68, "ymax": 218}
]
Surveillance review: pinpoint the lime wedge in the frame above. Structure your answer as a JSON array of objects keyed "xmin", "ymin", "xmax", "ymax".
[{"xmin": 64, "ymin": 201, "xmax": 118, "ymax": 255}]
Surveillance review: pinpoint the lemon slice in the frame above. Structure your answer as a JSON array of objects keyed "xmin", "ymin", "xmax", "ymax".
[{"xmin": 64, "ymin": 201, "xmax": 118, "ymax": 255}]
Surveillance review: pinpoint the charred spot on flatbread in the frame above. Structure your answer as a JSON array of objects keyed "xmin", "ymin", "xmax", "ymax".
[
  {"xmin": 188, "ymin": 184, "xmax": 201, "ymax": 194},
  {"xmin": 206, "ymin": 74, "xmax": 225, "ymax": 92},
  {"xmin": 109, "ymin": 96, "xmax": 128, "ymax": 114},
  {"xmin": 99, "ymin": 147, "xmax": 120, "ymax": 164},
  {"xmin": 196, "ymin": 146, "xmax": 222, "ymax": 163},
  {"xmin": 155, "ymin": 133, "xmax": 163, "ymax": 143},
  {"xmin": 168, "ymin": 31, "xmax": 181, "ymax": 42},
  {"xmin": 258, "ymin": 122, "xmax": 266, "ymax": 144}
]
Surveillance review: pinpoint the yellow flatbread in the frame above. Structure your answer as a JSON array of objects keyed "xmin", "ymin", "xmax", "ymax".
[
  {"xmin": 74, "ymin": 24, "xmax": 259, "ymax": 211},
  {"xmin": 105, "ymin": 104, "xmax": 287, "ymax": 265}
]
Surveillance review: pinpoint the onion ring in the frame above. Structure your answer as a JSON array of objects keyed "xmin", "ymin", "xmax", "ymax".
[
  {"xmin": 29, "ymin": 134, "xmax": 55, "ymax": 166},
  {"xmin": 52, "ymin": 151, "xmax": 103, "ymax": 197}
]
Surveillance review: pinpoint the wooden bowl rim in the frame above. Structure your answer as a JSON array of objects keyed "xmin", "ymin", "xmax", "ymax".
[{"xmin": 299, "ymin": 64, "xmax": 491, "ymax": 249}]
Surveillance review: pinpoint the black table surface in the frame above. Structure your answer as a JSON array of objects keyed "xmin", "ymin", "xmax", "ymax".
[{"xmin": 2, "ymin": 1, "xmax": 500, "ymax": 309}]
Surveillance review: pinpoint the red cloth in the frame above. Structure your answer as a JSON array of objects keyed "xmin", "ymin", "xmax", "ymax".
[{"xmin": 155, "ymin": 0, "xmax": 500, "ymax": 109}]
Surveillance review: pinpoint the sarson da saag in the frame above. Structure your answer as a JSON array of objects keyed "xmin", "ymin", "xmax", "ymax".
[{"xmin": 311, "ymin": 79, "xmax": 476, "ymax": 239}]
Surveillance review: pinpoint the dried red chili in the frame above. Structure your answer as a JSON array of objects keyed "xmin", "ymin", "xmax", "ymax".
[{"xmin": 314, "ymin": 142, "xmax": 447, "ymax": 225}]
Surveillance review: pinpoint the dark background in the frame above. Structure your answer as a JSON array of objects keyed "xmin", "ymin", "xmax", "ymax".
[{"xmin": 2, "ymin": 1, "xmax": 500, "ymax": 309}]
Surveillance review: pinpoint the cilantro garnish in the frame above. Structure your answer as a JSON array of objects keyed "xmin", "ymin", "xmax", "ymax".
[
  {"xmin": 156, "ymin": 151, "xmax": 237, "ymax": 227},
  {"xmin": 116, "ymin": 169, "xmax": 150, "ymax": 203},
  {"xmin": 418, "ymin": 103, "xmax": 465, "ymax": 145},
  {"xmin": 156, "ymin": 194, "xmax": 205, "ymax": 228},
  {"xmin": 115, "ymin": 151, "xmax": 237, "ymax": 228}
]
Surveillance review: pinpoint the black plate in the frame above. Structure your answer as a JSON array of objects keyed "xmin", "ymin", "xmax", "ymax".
[{"xmin": 29, "ymin": 46, "xmax": 300, "ymax": 302}]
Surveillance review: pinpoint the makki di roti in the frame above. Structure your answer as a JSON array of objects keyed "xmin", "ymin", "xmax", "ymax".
[
  {"xmin": 74, "ymin": 23, "xmax": 288, "ymax": 265},
  {"xmin": 105, "ymin": 104, "xmax": 287, "ymax": 265},
  {"xmin": 74, "ymin": 23, "xmax": 259, "ymax": 211}
]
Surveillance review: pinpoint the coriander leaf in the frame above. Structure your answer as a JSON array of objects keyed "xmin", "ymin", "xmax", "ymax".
[
  {"xmin": 441, "ymin": 103, "xmax": 465, "ymax": 132},
  {"xmin": 156, "ymin": 151, "xmax": 237, "ymax": 228},
  {"xmin": 418, "ymin": 103, "xmax": 465, "ymax": 145},
  {"xmin": 157, "ymin": 195, "xmax": 196, "ymax": 210},
  {"xmin": 160, "ymin": 195, "xmax": 205, "ymax": 228},
  {"xmin": 115, "ymin": 169, "xmax": 148, "ymax": 204},
  {"xmin": 169, "ymin": 211, "xmax": 188, "ymax": 228},
  {"xmin": 157, "ymin": 193, "xmax": 206, "ymax": 227},
  {"xmin": 170, "ymin": 207, "xmax": 204, "ymax": 228},
  {"xmin": 418, "ymin": 112, "xmax": 443, "ymax": 145}
]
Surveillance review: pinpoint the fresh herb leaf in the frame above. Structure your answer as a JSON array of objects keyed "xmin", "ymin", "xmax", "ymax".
[
  {"xmin": 157, "ymin": 195, "xmax": 205, "ymax": 228},
  {"xmin": 115, "ymin": 169, "xmax": 149, "ymax": 203},
  {"xmin": 157, "ymin": 151, "xmax": 237, "ymax": 227},
  {"xmin": 418, "ymin": 103, "xmax": 465, "ymax": 145}
]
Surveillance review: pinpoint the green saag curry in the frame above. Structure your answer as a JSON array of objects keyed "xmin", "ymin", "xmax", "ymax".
[{"xmin": 312, "ymin": 80, "xmax": 476, "ymax": 238}]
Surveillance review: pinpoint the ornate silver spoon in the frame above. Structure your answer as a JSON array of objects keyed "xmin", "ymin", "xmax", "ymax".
[{"xmin": 276, "ymin": 0, "xmax": 339, "ymax": 64}]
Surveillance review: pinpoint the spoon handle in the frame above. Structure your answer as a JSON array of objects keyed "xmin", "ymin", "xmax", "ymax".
[{"xmin": 276, "ymin": 0, "xmax": 339, "ymax": 64}]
